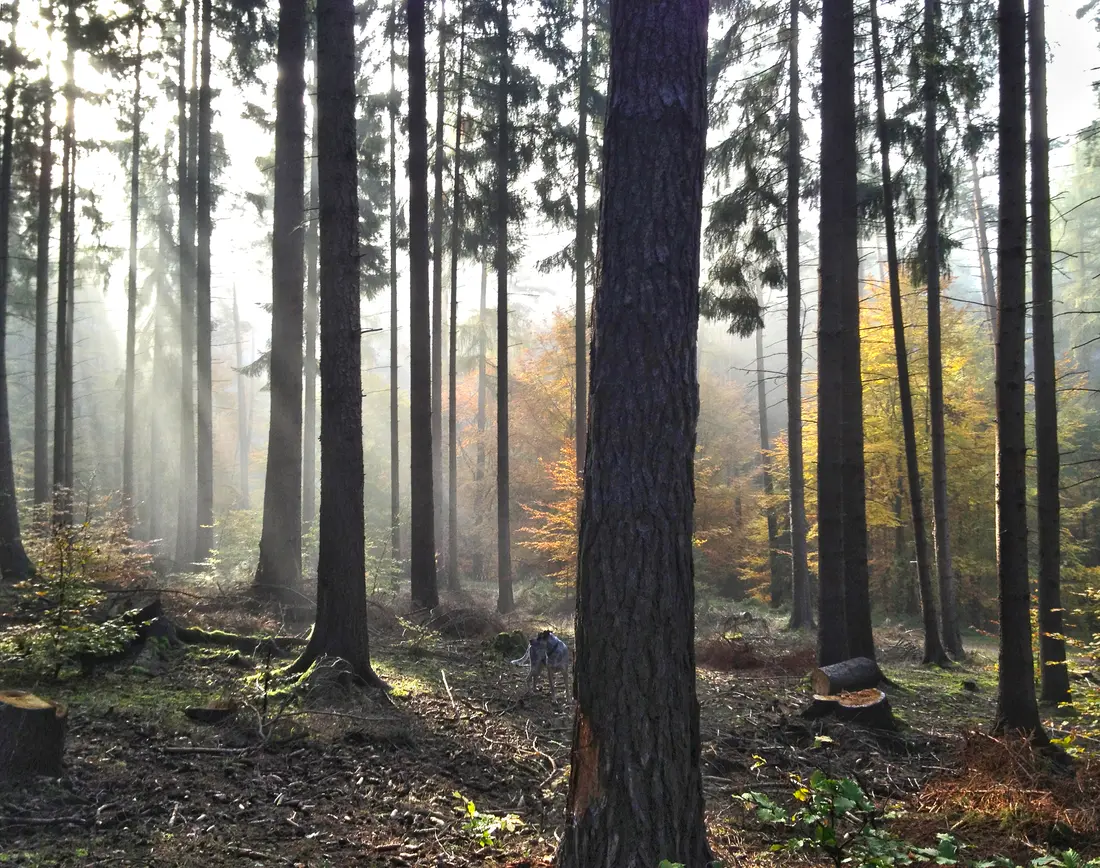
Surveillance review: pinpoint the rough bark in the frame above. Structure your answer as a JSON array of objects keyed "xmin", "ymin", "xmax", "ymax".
[
  {"xmin": 755, "ymin": 309, "xmax": 781, "ymax": 608},
  {"xmin": 816, "ymin": 0, "xmax": 852, "ymax": 666},
  {"xmin": 992, "ymin": 0, "xmax": 1044, "ymax": 741},
  {"xmin": 0, "ymin": 2, "xmax": 31, "ymax": 578},
  {"xmin": 176, "ymin": 0, "xmax": 197, "ymax": 562},
  {"xmin": 574, "ymin": 0, "xmax": 589, "ymax": 477},
  {"xmin": 870, "ymin": 0, "xmax": 947, "ymax": 665},
  {"xmin": 123, "ymin": 18, "xmax": 143, "ymax": 521},
  {"xmin": 0, "ymin": 692, "xmax": 66, "ymax": 781},
  {"xmin": 1029, "ymin": 0, "xmax": 1069, "ymax": 707},
  {"xmin": 409, "ymin": 0, "xmax": 440, "ymax": 609},
  {"xmin": 472, "ymin": 257, "xmax": 487, "ymax": 582},
  {"xmin": 923, "ymin": 0, "xmax": 963, "ymax": 658},
  {"xmin": 495, "ymin": 0, "xmax": 513, "ymax": 615},
  {"xmin": 447, "ymin": 12, "xmax": 466, "ymax": 593},
  {"xmin": 195, "ymin": 0, "xmax": 214, "ymax": 564},
  {"xmin": 304, "ymin": 93, "xmax": 319, "ymax": 531},
  {"xmin": 554, "ymin": 3, "xmax": 712, "ymax": 865},
  {"xmin": 432, "ymin": 0, "xmax": 447, "ymax": 563},
  {"xmin": 785, "ymin": 0, "xmax": 812, "ymax": 631},
  {"xmin": 388, "ymin": 12, "xmax": 400, "ymax": 562},
  {"xmin": 254, "ymin": 0, "xmax": 306, "ymax": 601},
  {"xmin": 291, "ymin": 0, "xmax": 384, "ymax": 686},
  {"xmin": 810, "ymin": 656, "xmax": 884, "ymax": 696},
  {"xmin": 33, "ymin": 81, "xmax": 53, "ymax": 508}
]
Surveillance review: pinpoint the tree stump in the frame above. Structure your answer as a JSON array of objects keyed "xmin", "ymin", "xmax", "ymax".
[
  {"xmin": 810, "ymin": 656, "xmax": 884, "ymax": 695},
  {"xmin": 803, "ymin": 688, "xmax": 896, "ymax": 730},
  {"xmin": 0, "ymin": 691, "xmax": 67, "ymax": 781}
]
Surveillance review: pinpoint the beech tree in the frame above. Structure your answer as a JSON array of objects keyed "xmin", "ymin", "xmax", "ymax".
[{"xmin": 555, "ymin": 1, "xmax": 712, "ymax": 864}]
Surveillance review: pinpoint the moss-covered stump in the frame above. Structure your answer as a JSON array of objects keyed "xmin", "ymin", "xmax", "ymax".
[{"xmin": 0, "ymin": 690, "xmax": 67, "ymax": 781}]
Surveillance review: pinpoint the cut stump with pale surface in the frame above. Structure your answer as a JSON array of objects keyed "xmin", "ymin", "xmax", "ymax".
[
  {"xmin": 804, "ymin": 688, "xmax": 896, "ymax": 730},
  {"xmin": 810, "ymin": 656, "xmax": 884, "ymax": 696},
  {"xmin": 0, "ymin": 691, "xmax": 67, "ymax": 782}
]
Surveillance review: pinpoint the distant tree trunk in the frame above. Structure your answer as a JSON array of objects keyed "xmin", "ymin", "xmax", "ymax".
[
  {"xmin": 554, "ymin": 2, "xmax": 712, "ymax": 863},
  {"xmin": 53, "ymin": 7, "xmax": 77, "ymax": 523},
  {"xmin": 432, "ymin": 0, "xmax": 447, "ymax": 564},
  {"xmin": 292, "ymin": 0, "xmax": 384, "ymax": 685},
  {"xmin": 816, "ymin": 0, "xmax": 852, "ymax": 666},
  {"xmin": 871, "ymin": 0, "xmax": 947, "ymax": 665},
  {"xmin": 993, "ymin": 0, "xmax": 1045, "ymax": 740},
  {"xmin": 176, "ymin": 0, "xmax": 197, "ymax": 562},
  {"xmin": 923, "ymin": 0, "xmax": 962, "ymax": 658},
  {"xmin": 0, "ymin": 2, "xmax": 31, "ymax": 578},
  {"xmin": 194, "ymin": 0, "xmax": 214, "ymax": 563},
  {"xmin": 447, "ymin": 11, "xmax": 466, "ymax": 593},
  {"xmin": 123, "ymin": 18, "xmax": 144, "ymax": 522},
  {"xmin": 495, "ymin": 0, "xmax": 513, "ymax": 615},
  {"xmin": 254, "ymin": 0, "xmax": 306, "ymax": 600},
  {"xmin": 408, "ymin": 0, "xmax": 440, "ymax": 609},
  {"xmin": 472, "ymin": 257, "xmax": 487, "ymax": 582},
  {"xmin": 1029, "ymin": 0, "xmax": 1069, "ymax": 707},
  {"xmin": 304, "ymin": 88, "xmax": 319, "ymax": 532},
  {"xmin": 755, "ymin": 307, "xmax": 781, "ymax": 608},
  {"xmin": 33, "ymin": 80, "xmax": 53, "ymax": 509},
  {"xmin": 574, "ymin": 0, "xmax": 589, "ymax": 477},
  {"xmin": 786, "ymin": 0, "xmax": 813, "ymax": 631},
  {"xmin": 233, "ymin": 288, "xmax": 250, "ymax": 509},
  {"xmin": 970, "ymin": 153, "xmax": 997, "ymax": 335},
  {"xmin": 150, "ymin": 137, "xmax": 171, "ymax": 541},
  {"xmin": 388, "ymin": 11, "xmax": 400, "ymax": 563}
]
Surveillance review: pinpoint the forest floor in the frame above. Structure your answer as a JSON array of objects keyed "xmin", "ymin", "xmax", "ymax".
[{"xmin": 2, "ymin": 586, "xmax": 1100, "ymax": 867}]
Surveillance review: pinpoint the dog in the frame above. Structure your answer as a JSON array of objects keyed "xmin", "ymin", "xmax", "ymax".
[{"xmin": 511, "ymin": 630, "xmax": 570, "ymax": 700}]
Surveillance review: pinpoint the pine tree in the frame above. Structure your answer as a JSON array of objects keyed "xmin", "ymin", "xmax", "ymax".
[
  {"xmin": 123, "ymin": 9, "xmax": 144, "ymax": 522},
  {"xmin": 33, "ymin": 76, "xmax": 52, "ymax": 509},
  {"xmin": 387, "ymin": 5, "xmax": 401, "ymax": 563},
  {"xmin": 431, "ymin": 0, "xmax": 447, "ymax": 565}
]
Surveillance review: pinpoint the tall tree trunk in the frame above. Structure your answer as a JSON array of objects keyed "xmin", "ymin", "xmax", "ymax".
[
  {"xmin": 53, "ymin": 5, "xmax": 76, "ymax": 524},
  {"xmin": 554, "ymin": 2, "xmax": 712, "ymax": 863},
  {"xmin": 1029, "ymin": 0, "xmax": 1069, "ymax": 707},
  {"xmin": 871, "ymin": 0, "xmax": 947, "ymax": 664},
  {"xmin": 304, "ymin": 87, "xmax": 319, "ymax": 532},
  {"xmin": 495, "ymin": 0, "xmax": 513, "ymax": 615},
  {"xmin": 254, "ymin": 0, "xmax": 306, "ymax": 600},
  {"xmin": 292, "ymin": 0, "xmax": 383, "ymax": 685},
  {"xmin": 992, "ymin": 0, "xmax": 1044, "ymax": 740},
  {"xmin": 176, "ymin": 0, "xmax": 197, "ymax": 562},
  {"xmin": 63, "ymin": 127, "xmax": 74, "ymax": 500},
  {"xmin": 472, "ymin": 256, "xmax": 487, "ymax": 581},
  {"xmin": 432, "ymin": 0, "xmax": 447, "ymax": 564},
  {"xmin": 409, "ymin": 0, "xmax": 440, "ymax": 609},
  {"xmin": 388, "ymin": 11, "xmax": 400, "ymax": 563},
  {"xmin": 786, "ymin": 0, "xmax": 813, "ymax": 630},
  {"xmin": 446, "ymin": 11, "xmax": 466, "ymax": 593},
  {"xmin": 150, "ymin": 137, "xmax": 171, "ymax": 541},
  {"xmin": 816, "ymin": 0, "xmax": 853, "ymax": 666},
  {"xmin": 970, "ymin": 153, "xmax": 997, "ymax": 335},
  {"xmin": 923, "ymin": 0, "xmax": 962, "ymax": 658},
  {"xmin": 123, "ymin": 18, "xmax": 143, "ymax": 522},
  {"xmin": 194, "ymin": 0, "xmax": 214, "ymax": 563},
  {"xmin": 0, "ymin": 1, "xmax": 31, "ymax": 578},
  {"xmin": 574, "ymin": 0, "xmax": 589, "ymax": 477},
  {"xmin": 233, "ymin": 288, "xmax": 250, "ymax": 509},
  {"xmin": 33, "ymin": 80, "xmax": 53, "ymax": 509},
  {"xmin": 756, "ymin": 308, "xmax": 781, "ymax": 608}
]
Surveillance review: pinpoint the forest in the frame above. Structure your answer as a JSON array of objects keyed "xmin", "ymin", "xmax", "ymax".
[{"xmin": 1, "ymin": 0, "xmax": 1100, "ymax": 864}]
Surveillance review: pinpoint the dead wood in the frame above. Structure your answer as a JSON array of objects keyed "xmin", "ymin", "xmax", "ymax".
[
  {"xmin": 810, "ymin": 656, "xmax": 885, "ymax": 695},
  {"xmin": 0, "ymin": 691, "xmax": 67, "ymax": 781}
]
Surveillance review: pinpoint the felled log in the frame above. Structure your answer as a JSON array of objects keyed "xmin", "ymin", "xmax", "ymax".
[
  {"xmin": 803, "ymin": 688, "xmax": 895, "ymax": 730},
  {"xmin": 810, "ymin": 656, "xmax": 884, "ymax": 696},
  {"xmin": 0, "ymin": 691, "xmax": 67, "ymax": 781}
]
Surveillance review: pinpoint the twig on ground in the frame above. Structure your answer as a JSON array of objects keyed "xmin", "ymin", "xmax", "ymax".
[{"xmin": 441, "ymin": 669, "xmax": 457, "ymax": 711}]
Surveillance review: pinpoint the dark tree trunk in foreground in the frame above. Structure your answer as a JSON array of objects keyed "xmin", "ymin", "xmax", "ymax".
[
  {"xmin": 432, "ymin": 0, "xmax": 447, "ymax": 563},
  {"xmin": 756, "ymin": 312, "xmax": 781, "ymax": 608},
  {"xmin": 472, "ymin": 257, "xmax": 487, "ymax": 581},
  {"xmin": 871, "ymin": 0, "xmax": 946, "ymax": 665},
  {"xmin": 816, "ymin": 0, "xmax": 853, "ymax": 666},
  {"xmin": 786, "ymin": 0, "xmax": 812, "ymax": 630},
  {"xmin": 447, "ymin": 12, "xmax": 466, "ymax": 593},
  {"xmin": 304, "ymin": 94, "xmax": 319, "ymax": 531},
  {"xmin": 923, "ymin": 0, "xmax": 963, "ymax": 658},
  {"xmin": 176, "ymin": 0, "xmax": 197, "ymax": 561},
  {"xmin": 123, "ymin": 19, "xmax": 144, "ymax": 521},
  {"xmin": 388, "ymin": 15, "xmax": 400, "ymax": 562},
  {"xmin": 1029, "ymin": 0, "xmax": 1069, "ymax": 707},
  {"xmin": 254, "ymin": 0, "xmax": 306, "ymax": 601},
  {"xmin": 33, "ymin": 82, "xmax": 53, "ymax": 508},
  {"xmin": 992, "ymin": 0, "xmax": 1044, "ymax": 740},
  {"xmin": 292, "ymin": 0, "xmax": 383, "ymax": 685},
  {"xmin": 408, "ymin": 0, "xmax": 440, "ymax": 609},
  {"xmin": 233, "ymin": 289, "xmax": 250, "ymax": 509},
  {"xmin": 0, "ymin": 3, "xmax": 32, "ymax": 578},
  {"xmin": 195, "ymin": 0, "xmax": 214, "ymax": 563},
  {"xmin": 495, "ymin": 0, "xmax": 513, "ymax": 614},
  {"xmin": 574, "ymin": 0, "xmax": 590, "ymax": 476},
  {"xmin": 554, "ymin": 3, "xmax": 712, "ymax": 866}
]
